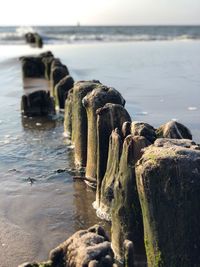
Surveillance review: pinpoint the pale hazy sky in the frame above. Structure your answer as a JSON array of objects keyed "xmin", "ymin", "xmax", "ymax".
[{"xmin": 1, "ymin": 0, "xmax": 200, "ymax": 25}]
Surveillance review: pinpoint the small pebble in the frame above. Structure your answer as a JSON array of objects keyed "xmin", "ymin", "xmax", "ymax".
[{"xmin": 36, "ymin": 123, "xmax": 42, "ymax": 126}]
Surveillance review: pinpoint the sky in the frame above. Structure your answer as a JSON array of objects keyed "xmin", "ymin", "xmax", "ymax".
[{"xmin": 1, "ymin": 0, "xmax": 200, "ymax": 25}]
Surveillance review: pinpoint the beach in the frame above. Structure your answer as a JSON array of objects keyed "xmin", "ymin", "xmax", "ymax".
[{"xmin": 0, "ymin": 38, "xmax": 200, "ymax": 266}]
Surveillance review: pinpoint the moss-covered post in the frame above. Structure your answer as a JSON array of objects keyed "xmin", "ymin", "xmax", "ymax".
[
  {"xmin": 21, "ymin": 90, "xmax": 55, "ymax": 117},
  {"xmin": 95, "ymin": 129, "xmax": 122, "ymax": 220},
  {"xmin": 156, "ymin": 120, "xmax": 192, "ymax": 139},
  {"xmin": 136, "ymin": 139, "xmax": 200, "ymax": 267},
  {"xmin": 42, "ymin": 56, "xmax": 54, "ymax": 80},
  {"xmin": 122, "ymin": 121, "xmax": 131, "ymax": 138},
  {"xmin": 72, "ymin": 80, "xmax": 101, "ymax": 167},
  {"xmin": 96, "ymin": 121, "xmax": 133, "ymax": 220},
  {"xmin": 95, "ymin": 104, "xmax": 131, "ymax": 214},
  {"xmin": 111, "ymin": 135, "xmax": 150, "ymax": 263},
  {"xmin": 21, "ymin": 56, "xmax": 45, "ymax": 78},
  {"xmin": 54, "ymin": 75, "xmax": 74, "ymax": 110},
  {"xmin": 131, "ymin": 121, "xmax": 156, "ymax": 143},
  {"xmin": 64, "ymin": 88, "xmax": 73, "ymax": 139},
  {"xmin": 82, "ymin": 86, "xmax": 125, "ymax": 182},
  {"xmin": 50, "ymin": 65, "xmax": 69, "ymax": 97}
]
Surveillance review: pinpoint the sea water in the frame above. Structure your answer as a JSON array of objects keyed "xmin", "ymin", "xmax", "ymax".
[{"xmin": 0, "ymin": 26, "xmax": 200, "ymax": 266}]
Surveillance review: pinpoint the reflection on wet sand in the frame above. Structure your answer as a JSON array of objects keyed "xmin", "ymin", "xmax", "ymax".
[
  {"xmin": 72, "ymin": 180, "xmax": 111, "ymax": 236},
  {"xmin": 21, "ymin": 115, "xmax": 57, "ymax": 130}
]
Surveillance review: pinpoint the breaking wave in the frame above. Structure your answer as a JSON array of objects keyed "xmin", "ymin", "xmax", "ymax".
[{"xmin": 0, "ymin": 26, "xmax": 200, "ymax": 45}]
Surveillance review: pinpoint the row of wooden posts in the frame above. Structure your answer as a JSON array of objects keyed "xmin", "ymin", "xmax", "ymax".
[{"xmin": 20, "ymin": 50, "xmax": 200, "ymax": 267}]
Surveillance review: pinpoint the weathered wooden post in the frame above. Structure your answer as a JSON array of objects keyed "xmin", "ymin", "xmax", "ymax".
[
  {"xmin": 136, "ymin": 139, "xmax": 200, "ymax": 267},
  {"xmin": 82, "ymin": 86, "xmax": 125, "ymax": 183},
  {"xmin": 64, "ymin": 88, "xmax": 74, "ymax": 139},
  {"xmin": 95, "ymin": 105, "xmax": 131, "ymax": 215},
  {"xmin": 156, "ymin": 120, "xmax": 192, "ymax": 139},
  {"xmin": 50, "ymin": 65, "xmax": 69, "ymax": 97},
  {"xmin": 111, "ymin": 135, "xmax": 150, "ymax": 263},
  {"xmin": 131, "ymin": 121, "xmax": 156, "ymax": 143},
  {"xmin": 72, "ymin": 80, "xmax": 101, "ymax": 167},
  {"xmin": 54, "ymin": 75, "xmax": 74, "ymax": 110},
  {"xmin": 95, "ymin": 129, "xmax": 122, "ymax": 220}
]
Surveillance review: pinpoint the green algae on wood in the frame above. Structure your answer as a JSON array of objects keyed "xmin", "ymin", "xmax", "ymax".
[
  {"xmin": 131, "ymin": 121, "xmax": 156, "ymax": 143},
  {"xmin": 136, "ymin": 140, "xmax": 200, "ymax": 267},
  {"xmin": 82, "ymin": 86, "xmax": 125, "ymax": 181},
  {"xmin": 21, "ymin": 90, "xmax": 55, "ymax": 117},
  {"xmin": 111, "ymin": 135, "xmax": 150, "ymax": 262},
  {"xmin": 20, "ymin": 52, "xmax": 54, "ymax": 79},
  {"xmin": 156, "ymin": 120, "xmax": 192, "ymax": 140},
  {"xmin": 96, "ymin": 129, "xmax": 123, "ymax": 220},
  {"xmin": 50, "ymin": 65, "xmax": 69, "ymax": 97},
  {"xmin": 54, "ymin": 75, "xmax": 74, "ymax": 110},
  {"xmin": 72, "ymin": 80, "xmax": 101, "ymax": 167},
  {"xmin": 96, "ymin": 104, "xmax": 131, "ymax": 208},
  {"xmin": 64, "ymin": 88, "xmax": 74, "ymax": 139}
]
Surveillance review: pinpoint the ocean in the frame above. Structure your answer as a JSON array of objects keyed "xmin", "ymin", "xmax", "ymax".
[
  {"xmin": 0, "ymin": 25, "xmax": 200, "ymax": 44},
  {"xmin": 0, "ymin": 26, "xmax": 200, "ymax": 266}
]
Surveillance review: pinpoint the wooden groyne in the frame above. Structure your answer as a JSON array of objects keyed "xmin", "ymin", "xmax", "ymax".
[{"xmin": 18, "ymin": 50, "xmax": 200, "ymax": 267}]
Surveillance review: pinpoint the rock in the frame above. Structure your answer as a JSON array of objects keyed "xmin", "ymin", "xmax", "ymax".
[
  {"xmin": 50, "ymin": 66, "xmax": 69, "ymax": 96},
  {"xmin": 25, "ymin": 32, "xmax": 43, "ymax": 48},
  {"xmin": 21, "ymin": 90, "xmax": 55, "ymax": 117},
  {"xmin": 131, "ymin": 121, "xmax": 156, "ymax": 143},
  {"xmin": 54, "ymin": 75, "xmax": 74, "ymax": 110},
  {"xmin": 111, "ymin": 135, "xmax": 150, "ymax": 262},
  {"xmin": 156, "ymin": 120, "xmax": 192, "ymax": 140},
  {"xmin": 72, "ymin": 80, "xmax": 101, "ymax": 167},
  {"xmin": 96, "ymin": 104, "xmax": 131, "ymax": 212},
  {"xmin": 59, "ymin": 225, "xmax": 113, "ymax": 267},
  {"xmin": 82, "ymin": 85, "xmax": 125, "ymax": 182},
  {"xmin": 64, "ymin": 89, "xmax": 74, "ymax": 139},
  {"xmin": 19, "ymin": 225, "xmax": 114, "ymax": 267},
  {"xmin": 136, "ymin": 140, "xmax": 200, "ymax": 267}
]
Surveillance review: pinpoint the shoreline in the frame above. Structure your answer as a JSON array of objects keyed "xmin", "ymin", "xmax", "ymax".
[{"xmin": 0, "ymin": 39, "xmax": 200, "ymax": 266}]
